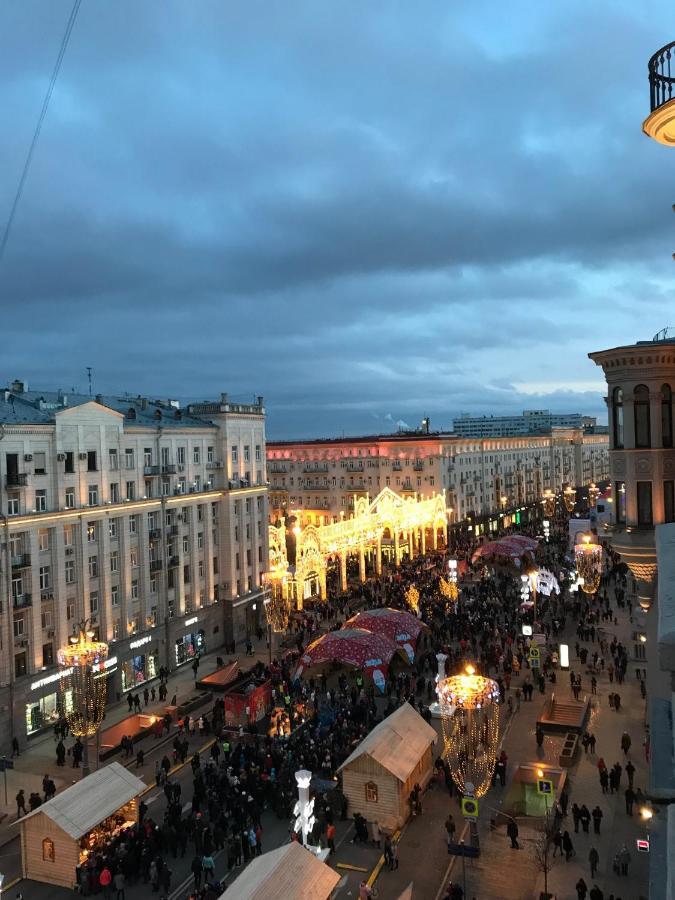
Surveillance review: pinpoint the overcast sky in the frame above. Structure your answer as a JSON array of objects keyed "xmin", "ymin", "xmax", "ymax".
[{"xmin": 1, "ymin": 1, "xmax": 673, "ymax": 438}]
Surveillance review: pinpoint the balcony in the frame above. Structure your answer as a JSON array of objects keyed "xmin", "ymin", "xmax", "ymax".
[
  {"xmin": 150, "ymin": 559, "xmax": 163, "ymax": 573},
  {"xmin": 11, "ymin": 553, "xmax": 31, "ymax": 569},
  {"xmin": 143, "ymin": 465, "xmax": 160, "ymax": 476},
  {"xmin": 13, "ymin": 593, "xmax": 32, "ymax": 609},
  {"xmin": 205, "ymin": 461, "xmax": 222, "ymax": 470},
  {"xmin": 148, "ymin": 528, "xmax": 162, "ymax": 540},
  {"xmin": 644, "ymin": 42, "xmax": 675, "ymax": 144},
  {"xmin": 6, "ymin": 473, "xmax": 28, "ymax": 487},
  {"xmin": 168, "ymin": 555, "xmax": 180, "ymax": 568},
  {"xmin": 167, "ymin": 524, "xmax": 179, "ymax": 536},
  {"xmin": 413, "ymin": 462, "xmax": 424, "ymax": 471},
  {"xmin": 161, "ymin": 464, "xmax": 177, "ymax": 474}
]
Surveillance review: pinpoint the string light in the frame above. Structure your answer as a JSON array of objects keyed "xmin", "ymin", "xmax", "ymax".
[
  {"xmin": 588, "ymin": 482, "xmax": 599, "ymax": 507},
  {"xmin": 405, "ymin": 584, "xmax": 420, "ymax": 615},
  {"xmin": 58, "ymin": 625, "xmax": 108, "ymax": 737},
  {"xmin": 574, "ymin": 534, "xmax": 602, "ymax": 594},
  {"xmin": 563, "ymin": 484, "xmax": 576, "ymax": 513},
  {"xmin": 437, "ymin": 664, "xmax": 500, "ymax": 797},
  {"xmin": 541, "ymin": 489, "xmax": 556, "ymax": 517}
]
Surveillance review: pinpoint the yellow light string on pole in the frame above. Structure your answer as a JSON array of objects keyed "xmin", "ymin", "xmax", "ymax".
[
  {"xmin": 574, "ymin": 535, "xmax": 602, "ymax": 594},
  {"xmin": 405, "ymin": 584, "xmax": 420, "ymax": 615}
]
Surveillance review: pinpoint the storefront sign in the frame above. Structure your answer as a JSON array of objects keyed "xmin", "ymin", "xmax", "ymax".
[
  {"xmin": 92, "ymin": 656, "xmax": 118, "ymax": 673},
  {"xmin": 130, "ymin": 636, "xmax": 152, "ymax": 650},
  {"xmin": 31, "ymin": 669, "xmax": 72, "ymax": 691},
  {"xmin": 184, "ymin": 616, "xmax": 199, "ymax": 627}
]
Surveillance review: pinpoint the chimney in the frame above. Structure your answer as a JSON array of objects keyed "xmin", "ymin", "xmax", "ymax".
[
  {"xmin": 257, "ymin": 395, "xmax": 264, "ymax": 407},
  {"xmin": 11, "ymin": 380, "xmax": 26, "ymax": 393},
  {"xmin": 95, "ymin": 393, "xmax": 102, "ymax": 404},
  {"xmin": 220, "ymin": 393, "xmax": 229, "ymax": 405}
]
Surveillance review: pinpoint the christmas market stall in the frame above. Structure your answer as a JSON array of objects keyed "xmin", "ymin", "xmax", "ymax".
[
  {"xmin": 345, "ymin": 607, "xmax": 430, "ymax": 663},
  {"xmin": 223, "ymin": 676, "xmax": 273, "ymax": 728},
  {"xmin": 295, "ymin": 628, "xmax": 409, "ymax": 693},
  {"xmin": 221, "ymin": 840, "xmax": 340, "ymax": 900},
  {"xmin": 338, "ymin": 702, "xmax": 437, "ymax": 828},
  {"xmin": 17, "ymin": 762, "xmax": 145, "ymax": 890}
]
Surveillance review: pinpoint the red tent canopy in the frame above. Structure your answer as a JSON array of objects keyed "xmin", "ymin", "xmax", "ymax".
[
  {"xmin": 295, "ymin": 628, "xmax": 407, "ymax": 692},
  {"xmin": 345, "ymin": 608, "xmax": 429, "ymax": 662},
  {"xmin": 471, "ymin": 534, "xmax": 538, "ymax": 564}
]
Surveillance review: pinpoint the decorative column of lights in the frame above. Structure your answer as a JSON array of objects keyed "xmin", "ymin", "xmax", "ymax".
[
  {"xmin": 405, "ymin": 584, "xmax": 420, "ymax": 616},
  {"xmin": 543, "ymin": 519, "xmax": 550, "ymax": 541},
  {"xmin": 428, "ymin": 652, "xmax": 448, "ymax": 718},
  {"xmin": 541, "ymin": 489, "xmax": 555, "ymax": 517},
  {"xmin": 563, "ymin": 484, "xmax": 576, "ymax": 513},
  {"xmin": 438, "ymin": 665, "xmax": 500, "ymax": 797},
  {"xmin": 588, "ymin": 482, "xmax": 600, "ymax": 507},
  {"xmin": 293, "ymin": 769, "xmax": 316, "ymax": 846},
  {"xmin": 520, "ymin": 574, "xmax": 531, "ymax": 605},
  {"xmin": 574, "ymin": 534, "xmax": 603, "ymax": 595},
  {"xmin": 58, "ymin": 625, "xmax": 108, "ymax": 777}
]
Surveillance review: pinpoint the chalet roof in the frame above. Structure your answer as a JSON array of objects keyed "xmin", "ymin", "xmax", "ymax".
[
  {"xmin": 338, "ymin": 702, "xmax": 437, "ymax": 783},
  {"xmin": 16, "ymin": 762, "xmax": 145, "ymax": 840},
  {"xmin": 221, "ymin": 842, "xmax": 340, "ymax": 900}
]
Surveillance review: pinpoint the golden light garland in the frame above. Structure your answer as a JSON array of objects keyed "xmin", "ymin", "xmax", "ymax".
[
  {"xmin": 563, "ymin": 484, "xmax": 576, "ymax": 513},
  {"xmin": 57, "ymin": 629, "xmax": 108, "ymax": 737},
  {"xmin": 541, "ymin": 489, "xmax": 555, "ymax": 517},
  {"xmin": 439, "ymin": 577, "xmax": 458, "ymax": 603},
  {"xmin": 437, "ymin": 665, "xmax": 500, "ymax": 797},
  {"xmin": 574, "ymin": 535, "xmax": 602, "ymax": 595},
  {"xmin": 263, "ymin": 589, "xmax": 291, "ymax": 633},
  {"xmin": 405, "ymin": 584, "xmax": 420, "ymax": 615}
]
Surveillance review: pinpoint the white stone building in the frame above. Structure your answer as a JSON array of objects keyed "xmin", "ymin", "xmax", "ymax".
[{"xmin": 0, "ymin": 381, "xmax": 268, "ymax": 745}]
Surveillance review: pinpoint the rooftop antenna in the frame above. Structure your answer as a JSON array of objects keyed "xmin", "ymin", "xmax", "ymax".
[{"xmin": 86, "ymin": 367, "xmax": 93, "ymax": 397}]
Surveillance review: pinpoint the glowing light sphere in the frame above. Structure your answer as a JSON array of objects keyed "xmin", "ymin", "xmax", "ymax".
[
  {"xmin": 541, "ymin": 490, "xmax": 556, "ymax": 517},
  {"xmin": 437, "ymin": 664, "xmax": 500, "ymax": 797},
  {"xmin": 405, "ymin": 585, "xmax": 420, "ymax": 615},
  {"xmin": 574, "ymin": 535, "xmax": 602, "ymax": 595},
  {"xmin": 563, "ymin": 484, "xmax": 576, "ymax": 513},
  {"xmin": 58, "ymin": 629, "xmax": 108, "ymax": 737}
]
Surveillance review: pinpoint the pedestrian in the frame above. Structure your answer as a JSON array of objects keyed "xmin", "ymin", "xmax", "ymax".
[
  {"xmin": 580, "ymin": 804, "xmax": 591, "ymax": 833},
  {"xmin": 559, "ymin": 786, "xmax": 569, "ymax": 817},
  {"xmin": 625, "ymin": 759, "xmax": 635, "ymax": 788},
  {"xmin": 507, "ymin": 819, "xmax": 519, "ymax": 849},
  {"xmin": 563, "ymin": 830, "xmax": 574, "ymax": 861},
  {"xmin": 576, "ymin": 877, "xmax": 588, "ymax": 900},
  {"xmin": 16, "ymin": 789, "xmax": 26, "ymax": 819},
  {"xmin": 572, "ymin": 803, "xmax": 581, "ymax": 833},
  {"xmin": 618, "ymin": 843, "xmax": 631, "ymax": 876},
  {"xmin": 589, "ymin": 885, "xmax": 604, "ymax": 900},
  {"xmin": 552, "ymin": 829, "xmax": 563, "ymax": 857},
  {"xmin": 445, "ymin": 814, "xmax": 456, "ymax": 846},
  {"xmin": 11, "ymin": 737, "xmax": 20, "ymax": 758},
  {"xmin": 191, "ymin": 854, "xmax": 202, "ymax": 890},
  {"xmin": 620, "ymin": 731, "xmax": 631, "ymax": 756},
  {"xmin": 589, "ymin": 846, "xmax": 599, "ymax": 878},
  {"xmin": 625, "ymin": 786, "xmax": 635, "ymax": 816},
  {"xmin": 536, "ymin": 725, "xmax": 544, "ymax": 748},
  {"xmin": 591, "ymin": 805, "xmax": 603, "ymax": 834},
  {"xmin": 114, "ymin": 871, "xmax": 125, "ymax": 900},
  {"xmin": 327, "ymin": 822, "xmax": 336, "ymax": 854},
  {"xmin": 99, "ymin": 865, "xmax": 113, "ymax": 900}
]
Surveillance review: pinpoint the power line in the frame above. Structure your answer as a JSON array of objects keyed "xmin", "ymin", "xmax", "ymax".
[{"xmin": 0, "ymin": 0, "xmax": 82, "ymax": 266}]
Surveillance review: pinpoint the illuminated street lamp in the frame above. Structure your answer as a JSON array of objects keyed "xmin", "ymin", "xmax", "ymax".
[
  {"xmin": 574, "ymin": 534, "xmax": 602, "ymax": 595},
  {"xmin": 58, "ymin": 624, "xmax": 108, "ymax": 777},
  {"xmin": 438, "ymin": 664, "xmax": 500, "ymax": 797},
  {"xmin": 563, "ymin": 484, "xmax": 576, "ymax": 513},
  {"xmin": 541, "ymin": 490, "xmax": 555, "ymax": 517}
]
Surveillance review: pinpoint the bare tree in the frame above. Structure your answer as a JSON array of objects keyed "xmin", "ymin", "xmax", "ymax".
[{"xmin": 532, "ymin": 817, "xmax": 558, "ymax": 900}]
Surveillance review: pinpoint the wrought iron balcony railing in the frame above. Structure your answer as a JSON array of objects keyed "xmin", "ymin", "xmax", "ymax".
[{"xmin": 649, "ymin": 42, "xmax": 675, "ymax": 112}]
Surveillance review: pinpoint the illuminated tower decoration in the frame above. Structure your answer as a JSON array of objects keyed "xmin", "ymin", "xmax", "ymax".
[
  {"xmin": 574, "ymin": 534, "xmax": 603, "ymax": 595},
  {"xmin": 541, "ymin": 489, "xmax": 556, "ymax": 517},
  {"xmin": 563, "ymin": 484, "xmax": 576, "ymax": 513},
  {"xmin": 437, "ymin": 664, "xmax": 500, "ymax": 797},
  {"xmin": 405, "ymin": 584, "xmax": 420, "ymax": 616},
  {"xmin": 57, "ymin": 625, "xmax": 108, "ymax": 777},
  {"xmin": 293, "ymin": 769, "xmax": 316, "ymax": 846}
]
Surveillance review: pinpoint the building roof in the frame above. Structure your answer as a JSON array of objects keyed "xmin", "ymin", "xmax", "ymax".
[
  {"xmin": 17, "ymin": 762, "xmax": 145, "ymax": 840},
  {"xmin": 221, "ymin": 842, "xmax": 340, "ymax": 900},
  {"xmin": 338, "ymin": 702, "xmax": 437, "ymax": 783}
]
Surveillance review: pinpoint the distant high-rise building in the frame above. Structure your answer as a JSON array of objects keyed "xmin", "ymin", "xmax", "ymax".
[{"xmin": 451, "ymin": 409, "xmax": 598, "ymax": 438}]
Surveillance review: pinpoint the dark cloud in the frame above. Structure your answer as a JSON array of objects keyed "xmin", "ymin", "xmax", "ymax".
[{"xmin": 0, "ymin": 0, "xmax": 671, "ymax": 437}]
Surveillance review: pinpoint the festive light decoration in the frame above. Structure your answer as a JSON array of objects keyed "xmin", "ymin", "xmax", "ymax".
[
  {"xmin": 574, "ymin": 534, "xmax": 603, "ymax": 594},
  {"xmin": 438, "ymin": 664, "xmax": 500, "ymax": 797},
  {"xmin": 541, "ymin": 489, "xmax": 555, "ymax": 517},
  {"xmin": 293, "ymin": 769, "xmax": 316, "ymax": 845},
  {"xmin": 405, "ymin": 584, "xmax": 420, "ymax": 615},
  {"xmin": 588, "ymin": 482, "xmax": 600, "ymax": 507},
  {"xmin": 563, "ymin": 484, "xmax": 576, "ymax": 513},
  {"xmin": 438, "ymin": 576, "xmax": 458, "ymax": 603},
  {"xmin": 57, "ymin": 627, "xmax": 108, "ymax": 738},
  {"xmin": 543, "ymin": 519, "xmax": 550, "ymax": 541},
  {"xmin": 263, "ymin": 588, "xmax": 291, "ymax": 633}
]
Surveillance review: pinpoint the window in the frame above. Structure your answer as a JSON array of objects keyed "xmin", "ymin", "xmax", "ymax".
[
  {"xmin": 35, "ymin": 490, "xmax": 47, "ymax": 512},
  {"xmin": 245, "ymin": 498, "xmax": 252, "ymax": 514},
  {"xmin": 612, "ymin": 388, "xmax": 624, "ymax": 449},
  {"xmin": 634, "ymin": 385, "xmax": 651, "ymax": 449},
  {"xmin": 161, "ymin": 477, "xmax": 170, "ymax": 496},
  {"xmin": 194, "ymin": 475, "xmax": 201, "ymax": 491},
  {"xmin": 183, "ymin": 565, "xmax": 190, "ymax": 584},
  {"xmin": 88, "ymin": 555, "xmax": 98, "ymax": 578},
  {"xmin": 111, "ymin": 585, "xmax": 119, "ymax": 606},
  {"xmin": 110, "ymin": 482, "xmax": 119, "ymax": 503},
  {"xmin": 65, "ymin": 488, "xmax": 75, "ymax": 509},
  {"xmin": 109, "ymin": 448, "xmax": 119, "ymax": 470},
  {"xmin": 88, "ymin": 521, "xmax": 98, "ymax": 543},
  {"xmin": 365, "ymin": 782, "xmax": 378, "ymax": 803},
  {"xmin": 88, "ymin": 484, "xmax": 99, "ymax": 506},
  {"xmin": 150, "ymin": 575, "xmax": 157, "ymax": 594},
  {"xmin": 129, "ymin": 515, "xmax": 138, "ymax": 535},
  {"xmin": 662, "ymin": 385, "xmax": 673, "ymax": 449},
  {"xmin": 39, "ymin": 566, "xmax": 50, "ymax": 590},
  {"xmin": 38, "ymin": 529, "xmax": 49, "ymax": 551},
  {"xmin": 244, "ymin": 446, "xmax": 250, "ymax": 462},
  {"xmin": 198, "ymin": 560, "xmax": 204, "ymax": 578},
  {"xmin": 213, "ymin": 557, "xmax": 219, "ymax": 574},
  {"xmin": 41, "ymin": 610, "xmax": 52, "ymax": 629},
  {"xmin": 193, "ymin": 446, "xmax": 200, "ymax": 463},
  {"xmin": 144, "ymin": 448, "xmax": 152, "ymax": 466},
  {"xmin": 15, "ymin": 652, "xmax": 27, "ymax": 678},
  {"xmin": 64, "ymin": 451, "xmax": 75, "ymax": 474},
  {"xmin": 110, "ymin": 551, "xmax": 119, "ymax": 573},
  {"xmin": 236, "ymin": 552, "xmax": 240, "ymax": 570},
  {"xmin": 161, "ymin": 446, "xmax": 170, "ymax": 466},
  {"xmin": 126, "ymin": 481, "xmax": 136, "ymax": 501},
  {"xmin": 130, "ymin": 547, "xmax": 138, "ymax": 568},
  {"xmin": 207, "ymin": 446, "xmax": 214, "ymax": 463},
  {"xmin": 64, "ymin": 524, "xmax": 74, "ymax": 546},
  {"xmin": 183, "ymin": 536, "xmax": 190, "ymax": 553},
  {"xmin": 65, "ymin": 559, "xmax": 76, "ymax": 584},
  {"xmin": 637, "ymin": 481, "xmax": 653, "ymax": 527},
  {"xmin": 42, "ymin": 838, "xmax": 55, "ymax": 863},
  {"xmin": 255, "ymin": 445, "xmax": 261, "ymax": 462},
  {"xmin": 130, "ymin": 580, "xmax": 138, "ymax": 599},
  {"xmin": 177, "ymin": 446, "xmax": 185, "ymax": 466},
  {"xmin": 13, "ymin": 617, "xmax": 24, "ymax": 638},
  {"xmin": 90, "ymin": 591, "xmax": 99, "ymax": 614},
  {"xmin": 246, "ymin": 548, "xmax": 252, "ymax": 566},
  {"xmin": 87, "ymin": 450, "xmax": 97, "ymax": 472},
  {"xmin": 197, "ymin": 505, "xmax": 204, "ymax": 522},
  {"xmin": 34, "ymin": 451, "xmax": 46, "ymax": 474},
  {"xmin": 7, "ymin": 496, "xmax": 19, "ymax": 516},
  {"xmin": 124, "ymin": 448, "xmax": 134, "ymax": 469},
  {"xmin": 231, "ymin": 445, "xmax": 238, "ymax": 463},
  {"xmin": 665, "ymin": 481, "xmax": 675, "ymax": 524},
  {"xmin": 109, "ymin": 518, "xmax": 118, "ymax": 539},
  {"xmin": 178, "ymin": 477, "xmax": 186, "ymax": 493}
]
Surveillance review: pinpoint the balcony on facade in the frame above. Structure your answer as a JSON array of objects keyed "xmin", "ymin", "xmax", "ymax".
[
  {"xmin": 643, "ymin": 42, "xmax": 675, "ymax": 144},
  {"xmin": 13, "ymin": 593, "xmax": 32, "ymax": 609},
  {"xmin": 6, "ymin": 473, "xmax": 28, "ymax": 487},
  {"xmin": 162, "ymin": 464, "xmax": 177, "ymax": 475},
  {"xmin": 143, "ymin": 465, "xmax": 160, "ymax": 476},
  {"xmin": 11, "ymin": 553, "xmax": 31, "ymax": 570}
]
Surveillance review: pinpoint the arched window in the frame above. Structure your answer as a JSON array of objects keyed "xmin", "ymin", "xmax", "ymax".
[
  {"xmin": 612, "ymin": 388, "xmax": 624, "ymax": 448},
  {"xmin": 662, "ymin": 384, "xmax": 673, "ymax": 448},
  {"xmin": 634, "ymin": 385, "xmax": 651, "ymax": 448}
]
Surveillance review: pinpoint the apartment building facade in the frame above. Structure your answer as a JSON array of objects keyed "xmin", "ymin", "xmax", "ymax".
[
  {"xmin": 268, "ymin": 429, "xmax": 609, "ymax": 529},
  {"xmin": 0, "ymin": 382, "xmax": 268, "ymax": 745},
  {"xmin": 452, "ymin": 409, "xmax": 598, "ymax": 438}
]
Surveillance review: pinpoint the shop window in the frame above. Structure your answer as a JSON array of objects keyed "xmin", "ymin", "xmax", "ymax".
[
  {"xmin": 612, "ymin": 388, "xmax": 624, "ymax": 448},
  {"xmin": 365, "ymin": 782, "xmax": 378, "ymax": 803},
  {"xmin": 634, "ymin": 385, "xmax": 651, "ymax": 449},
  {"xmin": 42, "ymin": 838, "xmax": 55, "ymax": 862}
]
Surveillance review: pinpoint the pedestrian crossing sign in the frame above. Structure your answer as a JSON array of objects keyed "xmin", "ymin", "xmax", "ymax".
[
  {"xmin": 537, "ymin": 778, "xmax": 553, "ymax": 796},
  {"xmin": 461, "ymin": 796, "xmax": 479, "ymax": 819},
  {"xmin": 529, "ymin": 646, "xmax": 540, "ymax": 659}
]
